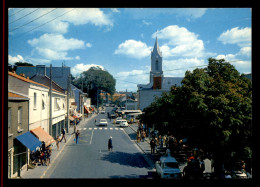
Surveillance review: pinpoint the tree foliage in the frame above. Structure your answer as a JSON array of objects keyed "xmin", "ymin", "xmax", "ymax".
[
  {"xmin": 73, "ymin": 67, "xmax": 116, "ymax": 105},
  {"xmin": 140, "ymin": 58, "xmax": 252, "ymax": 171}
]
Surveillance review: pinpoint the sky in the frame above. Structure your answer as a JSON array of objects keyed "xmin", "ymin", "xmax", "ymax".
[{"xmin": 8, "ymin": 8, "xmax": 252, "ymax": 92}]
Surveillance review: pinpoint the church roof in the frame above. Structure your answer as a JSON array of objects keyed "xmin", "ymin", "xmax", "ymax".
[{"xmin": 152, "ymin": 37, "xmax": 162, "ymax": 57}]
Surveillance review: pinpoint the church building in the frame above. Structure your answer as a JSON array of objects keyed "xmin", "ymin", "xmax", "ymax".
[{"xmin": 137, "ymin": 37, "xmax": 183, "ymax": 110}]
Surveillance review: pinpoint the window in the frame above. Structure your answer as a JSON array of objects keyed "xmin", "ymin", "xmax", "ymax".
[
  {"xmin": 8, "ymin": 108, "xmax": 11, "ymax": 129},
  {"xmin": 155, "ymin": 60, "xmax": 159, "ymax": 71},
  {"xmin": 34, "ymin": 92, "xmax": 37, "ymax": 109},
  {"xmin": 54, "ymin": 98, "xmax": 60, "ymax": 111},
  {"xmin": 42, "ymin": 94, "xmax": 45, "ymax": 110},
  {"xmin": 18, "ymin": 107, "xmax": 22, "ymax": 127}
]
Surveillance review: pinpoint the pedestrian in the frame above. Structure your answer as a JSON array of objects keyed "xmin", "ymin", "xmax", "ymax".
[
  {"xmin": 150, "ymin": 138, "xmax": 156, "ymax": 154},
  {"xmin": 73, "ymin": 124, "xmax": 76, "ymax": 134},
  {"xmin": 41, "ymin": 141, "xmax": 46, "ymax": 152},
  {"xmin": 108, "ymin": 136, "xmax": 113, "ymax": 151},
  {"xmin": 141, "ymin": 130, "xmax": 145, "ymax": 142},
  {"xmin": 56, "ymin": 136, "xmax": 60, "ymax": 150},
  {"xmin": 95, "ymin": 119, "xmax": 97, "ymax": 125},
  {"xmin": 60, "ymin": 128, "xmax": 66, "ymax": 143},
  {"xmin": 75, "ymin": 130, "xmax": 80, "ymax": 144}
]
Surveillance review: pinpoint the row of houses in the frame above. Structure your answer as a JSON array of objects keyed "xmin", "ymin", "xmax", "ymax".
[
  {"xmin": 7, "ymin": 65, "xmax": 92, "ymax": 178},
  {"xmin": 100, "ymin": 91, "xmax": 138, "ymax": 110}
]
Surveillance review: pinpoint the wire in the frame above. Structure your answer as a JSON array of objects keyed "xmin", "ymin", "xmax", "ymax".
[
  {"xmin": 9, "ymin": 8, "xmax": 40, "ymax": 24},
  {"xmin": 8, "ymin": 8, "xmax": 26, "ymax": 18},
  {"xmin": 25, "ymin": 8, "xmax": 76, "ymax": 34},
  {"xmin": 9, "ymin": 8, "xmax": 58, "ymax": 32}
]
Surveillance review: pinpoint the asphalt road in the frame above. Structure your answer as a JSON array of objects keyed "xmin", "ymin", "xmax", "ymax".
[{"xmin": 44, "ymin": 107, "xmax": 153, "ymax": 178}]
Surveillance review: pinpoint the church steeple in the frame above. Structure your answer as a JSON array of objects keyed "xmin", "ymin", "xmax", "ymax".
[
  {"xmin": 151, "ymin": 36, "xmax": 162, "ymax": 58},
  {"xmin": 150, "ymin": 36, "xmax": 163, "ymax": 83}
]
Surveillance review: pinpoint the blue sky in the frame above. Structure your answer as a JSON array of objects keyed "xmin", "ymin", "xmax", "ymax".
[{"xmin": 8, "ymin": 8, "xmax": 252, "ymax": 92}]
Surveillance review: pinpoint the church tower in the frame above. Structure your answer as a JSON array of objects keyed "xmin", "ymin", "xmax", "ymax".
[{"xmin": 150, "ymin": 37, "xmax": 163, "ymax": 83}]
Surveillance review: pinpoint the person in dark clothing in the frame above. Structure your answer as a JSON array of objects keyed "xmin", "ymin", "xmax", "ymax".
[
  {"xmin": 60, "ymin": 128, "xmax": 66, "ymax": 143},
  {"xmin": 150, "ymin": 138, "xmax": 156, "ymax": 154},
  {"xmin": 75, "ymin": 130, "xmax": 80, "ymax": 144},
  {"xmin": 108, "ymin": 137, "xmax": 113, "ymax": 151},
  {"xmin": 41, "ymin": 141, "xmax": 46, "ymax": 152}
]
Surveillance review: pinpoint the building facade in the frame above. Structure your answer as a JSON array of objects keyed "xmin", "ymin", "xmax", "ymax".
[
  {"xmin": 137, "ymin": 37, "xmax": 183, "ymax": 110},
  {"xmin": 8, "ymin": 92, "xmax": 29, "ymax": 178}
]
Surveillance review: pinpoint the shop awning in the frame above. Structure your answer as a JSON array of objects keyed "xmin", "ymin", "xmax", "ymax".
[
  {"xmin": 30, "ymin": 127, "xmax": 55, "ymax": 147},
  {"xmin": 84, "ymin": 106, "xmax": 90, "ymax": 114},
  {"xmin": 16, "ymin": 132, "xmax": 42, "ymax": 152}
]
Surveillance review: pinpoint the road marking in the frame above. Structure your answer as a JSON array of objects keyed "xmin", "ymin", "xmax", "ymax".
[
  {"xmin": 120, "ymin": 128, "xmax": 124, "ymax": 130},
  {"xmin": 104, "ymin": 128, "xmax": 107, "ymax": 130},
  {"xmin": 90, "ymin": 129, "xmax": 94, "ymax": 144},
  {"xmin": 78, "ymin": 128, "xmax": 82, "ymax": 130},
  {"xmin": 110, "ymin": 128, "xmax": 113, "ymax": 130},
  {"xmin": 89, "ymin": 128, "xmax": 92, "ymax": 130},
  {"xmin": 115, "ymin": 128, "xmax": 118, "ymax": 130},
  {"xmin": 99, "ymin": 128, "xmax": 102, "ymax": 130},
  {"xmin": 83, "ymin": 128, "xmax": 86, "ymax": 130},
  {"xmin": 94, "ymin": 128, "xmax": 97, "ymax": 130}
]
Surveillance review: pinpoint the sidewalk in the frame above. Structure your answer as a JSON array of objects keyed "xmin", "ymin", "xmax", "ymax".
[
  {"xmin": 127, "ymin": 123, "xmax": 212, "ymax": 174},
  {"xmin": 20, "ymin": 114, "xmax": 97, "ymax": 179}
]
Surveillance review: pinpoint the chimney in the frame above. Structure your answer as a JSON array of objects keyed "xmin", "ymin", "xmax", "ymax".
[{"xmin": 36, "ymin": 65, "xmax": 46, "ymax": 75}]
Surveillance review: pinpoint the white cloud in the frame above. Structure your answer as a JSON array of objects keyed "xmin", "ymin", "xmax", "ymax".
[
  {"xmin": 154, "ymin": 25, "xmax": 205, "ymax": 58},
  {"xmin": 75, "ymin": 56, "xmax": 80, "ymax": 60},
  {"xmin": 86, "ymin": 43, "xmax": 92, "ymax": 48},
  {"xmin": 9, "ymin": 8, "xmax": 113, "ymax": 34},
  {"xmin": 8, "ymin": 54, "xmax": 25, "ymax": 64},
  {"xmin": 28, "ymin": 33, "xmax": 86, "ymax": 60},
  {"xmin": 71, "ymin": 63, "xmax": 105, "ymax": 76},
  {"xmin": 163, "ymin": 58, "xmax": 206, "ymax": 77},
  {"xmin": 63, "ymin": 8, "xmax": 113, "ymax": 27},
  {"xmin": 218, "ymin": 27, "xmax": 251, "ymax": 47},
  {"xmin": 114, "ymin": 40, "xmax": 152, "ymax": 59},
  {"xmin": 111, "ymin": 8, "xmax": 120, "ymax": 13}
]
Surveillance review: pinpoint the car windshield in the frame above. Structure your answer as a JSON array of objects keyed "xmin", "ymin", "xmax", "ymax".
[
  {"xmin": 163, "ymin": 162, "xmax": 179, "ymax": 169},
  {"xmin": 100, "ymin": 119, "xmax": 107, "ymax": 122}
]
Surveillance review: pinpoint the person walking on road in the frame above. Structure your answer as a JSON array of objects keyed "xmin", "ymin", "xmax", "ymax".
[
  {"xmin": 108, "ymin": 137, "xmax": 113, "ymax": 151},
  {"xmin": 60, "ymin": 128, "xmax": 66, "ymax": 143},
  {"xmin": 75, "ymin": 130, "xmax": 80, "ymax": 144},
  {"xmin": 56, "ymin": 136, "xmax": 60, "ymax": 150},
  {"xmin": 150, "ymin": 138, "xmax": 156, "ymax": 154}
]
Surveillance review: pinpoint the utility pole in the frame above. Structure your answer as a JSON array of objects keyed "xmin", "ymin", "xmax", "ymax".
[
  {"xmin": 66, "ymin": 74, "xmax": 70, "ymax": 133},
  {"xmin": 49, "ymin": 64, "xmax": 53, "ymax": 137}
]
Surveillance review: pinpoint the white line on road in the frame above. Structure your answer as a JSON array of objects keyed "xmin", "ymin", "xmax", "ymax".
[
  {"xmin": 115, "ymin": 128, "xmax": 118, "ymax": 130},
  {"xmin": 94, "ymin": 128, "xmax": 97, "ymax": 130},
  {"xmin": 90, "ymin": 130, "xmax": 94, "ymax": 145},
  {"xmin": 83, "ymin": 128, "xmax": 86, "ymax": 130},
  {"xmin": 110, "ymin": 128, "xmax": 113, "ymax": 130},
  {"xmin": 99, "ymin": 128, "xmax": 102, "ymax": 130},
  {"xmin": 89, "ymin": 128, "xmax": 92, "ymax": 130},
  {"xmin": 104, "ymin": 128, "xmax": 107, "ymax": 130}
]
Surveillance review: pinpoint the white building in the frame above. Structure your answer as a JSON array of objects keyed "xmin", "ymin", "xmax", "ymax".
[
  {"xmin": 8, "ymin": 71, "xmax": 67, "ymax": 138},
  {"xmin": 137, "ymin": 37, "xmax": 183, "ymax": 110}
]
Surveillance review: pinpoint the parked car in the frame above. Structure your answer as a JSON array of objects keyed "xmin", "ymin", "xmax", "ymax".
[
  {"xmin": 119, "ymin": 120, "xmax": 128, "ymax": 127},
  {"xmin": 116, "ymin": 117, "xmax": 123, "ymax": 124},
  {"xmin": 155, "ymin": 150, "xmax": 181, "ymax": 179},
  {"xmin": 98, "ymin": 119, "xmax": 108, "ymax": 126}
]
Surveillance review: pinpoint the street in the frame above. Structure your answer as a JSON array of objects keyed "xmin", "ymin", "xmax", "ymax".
[{"xmin": 43, "ymin": 107, "xmax": 153, "ymax": 178}]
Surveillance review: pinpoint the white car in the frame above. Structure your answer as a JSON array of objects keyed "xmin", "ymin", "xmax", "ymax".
[
  {"xmin": 98, "ymin": 119, "xmax": 108, "ymax": 126},
  {"xmin": 116, "ymin": 117, "xmax": 122, "ymax": 124},
  {"xmin": 155, "ymin": 151, "xmax": 181, "ymax": 178},
  {"xmin": 119, "ymin": 120, "xmax": 128, "ymax": 127}
]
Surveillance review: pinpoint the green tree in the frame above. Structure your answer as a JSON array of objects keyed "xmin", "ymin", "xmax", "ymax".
[
  {"xmin": 140, "ymin": 58, "xmax": 252, "ymax": 177},
  {"xmin": 73, "ymin": 67, "xmax": 116, "ymax": 105}
]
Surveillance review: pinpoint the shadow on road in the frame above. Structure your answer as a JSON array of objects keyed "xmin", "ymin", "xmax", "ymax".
[{"xmin": 101, "ymin": 151, "xmax": 151, "ymax": 169}]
